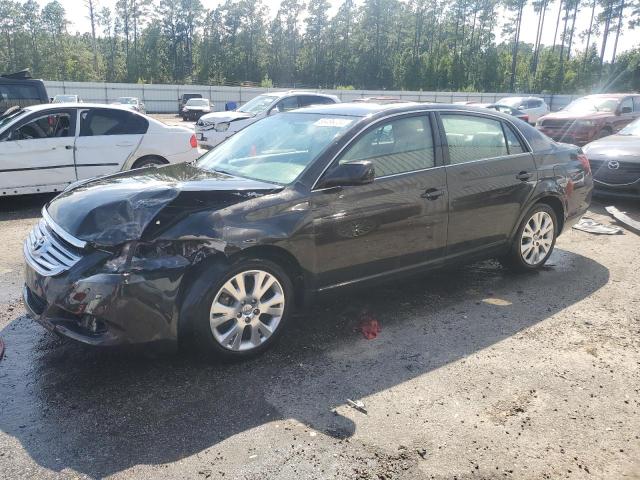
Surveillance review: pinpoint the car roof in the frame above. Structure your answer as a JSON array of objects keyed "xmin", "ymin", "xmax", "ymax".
[
  {"xmin": 290, "ymin": 102, "xmax": 521, "ymax": 120},
  {"xmin": 499, "ymin": 96, "xmax": 544, "ymax": 101},
  {"xmin": 260, "ymin": 90, "xmax": 338, "ymax": 99},
  {"xmin": 582, "ymin": 93, "xmax": 638, "ymax": 99},
  {"xmin": 18, "ymin": 102, "xmax": 142, "ymax": 113}
]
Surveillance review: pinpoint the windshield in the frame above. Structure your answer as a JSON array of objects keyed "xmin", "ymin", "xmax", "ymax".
[
  {"xmin": 116, "ymin": 97, "xmax": 137, "ymax": 105},
  {"xmin": 53, "ymin": 95, "xmax": 77, "ymax": 103},
  {"xmin": 619, "ymin": 118, "xmax": 640, "ymax": 136},
  {"xmin": 186, "ymin": 99, "xmax": 208, "ymax": 106},
  {"xmin": 563, "ymin": 97, "xmax": 618, "ymax": 113},
  {"xmin": 0, "ymin": 108, "xmax": 28, "ymax": 131},
  {"xmin": 237, "ymin": 95, "xmax": 278, "ymax": 115},
  {"xmin": 499, "ymin": 97, "xmax": 525, "ymax": 108},
  {"xmin": 196, "ymin": 113, "xmax": 357, "ymax": 184}
]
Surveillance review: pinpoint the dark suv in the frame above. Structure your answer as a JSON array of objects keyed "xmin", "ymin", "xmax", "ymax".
[
  {"xmin": 23, "ymin": 103, "xmax": 592, "ymax": 359},
  {"xmin": 0, "ymin": 70, "xmax": 48, "ymax": 115}
]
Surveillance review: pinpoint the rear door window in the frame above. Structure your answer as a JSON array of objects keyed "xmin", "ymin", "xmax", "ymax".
[
  {"xmin": 80, "ymin": 109, "xmax": 148, "ymax": 136},
  {"xmin": 441, "ymin": 114, "xmax": 510, "ymax": 164},
  {"xmin": 620, "ymin": 97, "xmax": 633, "ymax": 113},
  {"xmin": 339, "ymin": 115, "xmax": 435, "ymax": 177}
]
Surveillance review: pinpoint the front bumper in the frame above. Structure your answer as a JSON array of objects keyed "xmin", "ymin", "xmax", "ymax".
[
  {"xmin": 592, "ymin": 179, "xmax": 640, "ymax": 199},
  {"xmin": 537, "ymin": 127, "xmax": 596, "ymax": 146},
  {"xmin": 23, "ymin": 258, "xmax": 188, "ymax": 347},
  {"xmin": 194, "ymin": 128, "xmax": 233, "ymax": 148}
]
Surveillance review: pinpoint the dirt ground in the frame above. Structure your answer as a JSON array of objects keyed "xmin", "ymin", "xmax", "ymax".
[{"xmin": 0, "ymin": 194, "xmax": 638, "ymax": 480}]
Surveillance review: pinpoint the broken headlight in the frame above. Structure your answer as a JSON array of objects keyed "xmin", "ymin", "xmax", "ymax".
[
  {"xmin": 103, "ymin": 241, "xmax": 193, "ymax": 273},
  {"xmin": 214, "ymin": 122, "xmax": 230, "ymax": 132}
]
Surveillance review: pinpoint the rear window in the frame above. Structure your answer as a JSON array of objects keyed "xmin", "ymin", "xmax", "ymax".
[{"xmin": 0, "ymin": 83, "xmax": 44, "ymax": 111}]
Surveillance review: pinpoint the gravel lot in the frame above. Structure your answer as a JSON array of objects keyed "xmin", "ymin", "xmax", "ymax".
[{"xmin": 0, "ymin": 194, "xmax": 638, "ymax": 480}]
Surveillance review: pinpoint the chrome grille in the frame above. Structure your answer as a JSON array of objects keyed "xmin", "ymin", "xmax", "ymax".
[{"xmin": 24, "ymin": 218, "xmax": 83, "ymax": 276}]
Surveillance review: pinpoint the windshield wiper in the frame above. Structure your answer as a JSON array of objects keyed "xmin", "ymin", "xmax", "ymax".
[{"xmin": 214, "ymin": 168, "xmax": 235, "ymax": 176}]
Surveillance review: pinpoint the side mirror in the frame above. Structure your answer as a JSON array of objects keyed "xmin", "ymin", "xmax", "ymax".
[
  {"xmin": 316, "ymin": 161, "xmax": 375, "ymax": 189},
  {"xmin": 621, "ymin": 106, "xmax": 632, "ymax": 114}
]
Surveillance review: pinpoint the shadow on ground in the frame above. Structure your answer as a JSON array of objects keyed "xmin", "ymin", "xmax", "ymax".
[{"xmin": 0, "ymin": 248, "xmax": 609, "ymax": 478}]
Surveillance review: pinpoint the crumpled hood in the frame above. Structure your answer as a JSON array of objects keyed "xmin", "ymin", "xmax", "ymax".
[
  {"xmin": 583, "ymin": 135, "xmax": 640, "ymax": 160},
  {"xmin": 46, "ymin": 163, "xmax": 279, "ymax": 247},
  {"xmin": 199, "ymin": 111, "xmax": 253, "ymax": 124}
]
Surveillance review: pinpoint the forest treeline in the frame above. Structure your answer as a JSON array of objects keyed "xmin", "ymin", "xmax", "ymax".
[{"xmin": 0, "ymin": 0, "xmax": 639, "ymax": 93}]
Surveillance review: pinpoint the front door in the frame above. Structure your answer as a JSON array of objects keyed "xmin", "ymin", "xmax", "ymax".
[
  {"xmin": 0, "ymin": 109, "xmax": 77, "ymax": 193},
  {"xmin": 74, "ymin": 108, "xmax": 147, "ymax": 179},
  {"xmin": 310, "ymin": 113, "xmax": 448, "ymax": 288},
  {"xmin": 439, "ymin": 112, "xmax": 537, "ymax": 257}
]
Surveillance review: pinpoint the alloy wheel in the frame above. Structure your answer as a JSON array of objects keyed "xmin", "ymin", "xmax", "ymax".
[
  {"xmin": 520, "ymin": 211, "xmax": 554, "ymax": 266},
  {"xmin": 209, "ymin": 270, "xmax": 285, "ymax": 351}
]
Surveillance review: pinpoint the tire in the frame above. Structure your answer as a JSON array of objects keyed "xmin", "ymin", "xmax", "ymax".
[
  {"xmin": 192, "ymin": 258, "xmax": 294, "ymax": 360},
  {"xmin": 500, "ymin": 203, "xmax": 558, "ymax": 272},
  {"xmin": 131, "ymin": 156, "xmax": 166, "ymax": 169}
]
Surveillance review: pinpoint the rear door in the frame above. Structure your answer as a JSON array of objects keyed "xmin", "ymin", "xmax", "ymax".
[
  {"xmin": 74, "ymin": 108, "xmax": 148, "ymax": 179},
  {"xmin": 0, "ymin": 108, "xmax": 77, "ymax": 193},
  {"xmin": 438, "ymin": 112, "xmax": 537, "ymax": 257},
  {"xmin": 311, "ymin": 113, "xmax": 448, "ymax": 287}
]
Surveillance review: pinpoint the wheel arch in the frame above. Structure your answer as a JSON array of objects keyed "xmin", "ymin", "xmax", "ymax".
[
  {"xmin": 510, "ymin": 192, "xmax": 566, "ymax": 242},
  {"xmin": 130, "ymin": 154, "xmax": 169, "ymax": 170}
]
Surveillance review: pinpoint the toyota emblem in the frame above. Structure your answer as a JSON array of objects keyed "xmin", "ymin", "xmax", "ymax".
[{"xmin": 607, "ymin": 160, "xmax": 620, "ymax": 170}]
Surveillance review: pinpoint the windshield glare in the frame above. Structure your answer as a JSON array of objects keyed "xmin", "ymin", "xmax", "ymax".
[
  {"xmin": 619, "ymin": 118, "xmax": 640, "ymax": 136},
  {"xmin": 186, "ymin": 99, "xmax": 208, "ymax": 106},
  {"xmin": 237, "ymin": 95, "xmax": 278, "ymax": 114},
  {"xmin": 563, "ymin": 97, "xmax": 618, "ymax": 113},
  {"xmin": 0, "ymin": 109, "xmax": 27, "ymax": 131},
  {"xmin": 196, "ymin": 113, "xmax": 357, "ymax": 184}
]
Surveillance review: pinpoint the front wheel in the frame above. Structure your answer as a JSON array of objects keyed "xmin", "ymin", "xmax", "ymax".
[
  {"xmin": 192, "ymin": 258, "xmax": 294, "ymax": 360},
  {"xmin": 501, "ymin": 204, "xmax": 557, "ymax": 272}
]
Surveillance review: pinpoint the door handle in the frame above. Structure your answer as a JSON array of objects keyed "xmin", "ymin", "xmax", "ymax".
[
  {"xmin": 516, "ymin": 171, "xmax": 531, "ymax": 181},
  {"xmin": 421, "ymin": 188, "xmax": 444, "ymax": 200},
  {"xmin": 65, "ymin": 145, "xmax": 74, "ymax": 150}
]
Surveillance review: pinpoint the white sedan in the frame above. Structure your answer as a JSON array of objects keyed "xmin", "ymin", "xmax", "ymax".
[
  {"xmin": 0, "ymin": 103, "xmax": 201, "ymax": 196},
  {"xmin": 497, "ymin": 96, "xmax": 550, "ymax": 124}
]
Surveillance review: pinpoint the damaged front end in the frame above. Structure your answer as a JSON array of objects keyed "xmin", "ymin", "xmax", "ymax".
[{"xmin": 22, "ymin": 163, "xmax": 280, "ymax": 347}]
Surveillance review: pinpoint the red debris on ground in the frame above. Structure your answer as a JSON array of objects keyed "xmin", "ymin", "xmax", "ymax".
[{"xmin": 356, "ymin": 311, "xmax": 382, "ymax": 340}]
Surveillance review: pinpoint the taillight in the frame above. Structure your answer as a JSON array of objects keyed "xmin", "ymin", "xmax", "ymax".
[
  {"xmin": 190, "ymin": 134, "xmax": 197, "ymax": 148},
  {"xmin": 522, "ymin": 114, "xmax": 529, "ymax": 123},
  {"xmin": 577, "ymin": 153, "xmax": 591, "ymax": 174}
]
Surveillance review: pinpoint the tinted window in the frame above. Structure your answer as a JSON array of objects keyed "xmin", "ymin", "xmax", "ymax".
[
  {"xmin": 13, "ymin": 111, "xmax": 73, "ymax": 140},
  {"xmin": 299, "ymin": 95, "xmax": 335, "ymax": 107},
  {"xmin": 80, "ymin": 109, "xmax": 148, "ymax": 136},
  {"xmin": 620, "ymin": 97, "xmax": 633, "ymax": 113},
  {"xmin": 0, "ymin": 83, "xmax": 43, "ymax": 111},
  {"xmin": 276, "ymin": 97, "xmax": 299, "ymax": 112},
  {"xmin": 504, "ymin": 125, "xmax": 525, "ymax": 154},
  {"xmin": 528, "ymin": 99, "xmax": 543, "ymax": 108},
  {"xmin": 340, "ymin": 115, "xmax": 435, "ymax": 177},
  {"xmin": 441, "ymin": 114, "xmax": 509, "ymax": 163},
  {"xmin": 633, "ymin": 96, "xmax": 640, "ymax": 111}
]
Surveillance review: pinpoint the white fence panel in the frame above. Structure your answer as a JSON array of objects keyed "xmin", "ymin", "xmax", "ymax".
[{"xmin": 43, "ymin": 80, "xmax": 579, "ymax": 113}]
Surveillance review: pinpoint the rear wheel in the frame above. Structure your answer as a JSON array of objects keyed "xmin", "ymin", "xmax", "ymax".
[
  {"xmin": 501, "ymin": 204, "xmax": 557, "ymax": 272},
  {"xmin": 192, "ymin": 258, "xmax": 294, "ymax": 360},
  {"xmin": 131, "ymin": 156, "xmax": 167, "ymax": 169}
]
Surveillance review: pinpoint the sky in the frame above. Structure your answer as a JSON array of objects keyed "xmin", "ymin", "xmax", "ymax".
[{"xmin": 41, "ymin": 0, "xmax": 639, "ymax": 62}]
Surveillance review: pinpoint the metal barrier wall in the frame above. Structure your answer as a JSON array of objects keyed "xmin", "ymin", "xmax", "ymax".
[{"xmin": 44, "ymin": 81, "xmax": 578, "ymax": 113}]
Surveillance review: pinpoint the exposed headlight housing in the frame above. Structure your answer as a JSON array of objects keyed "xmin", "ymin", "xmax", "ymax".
[
  {"xmin": 103, "ymin": 241, "xmax": 192, "ymax": 273},
  {"xmin": 214, "ymin": 122, "xmax": 230, "ymax": 132}
]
